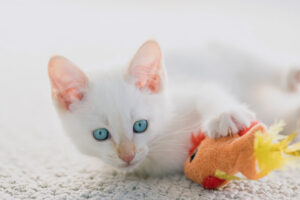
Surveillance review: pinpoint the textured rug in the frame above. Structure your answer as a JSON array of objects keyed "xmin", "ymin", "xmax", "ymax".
[{"xmin": 0, "ymin": 122, "xmax": 300, "ymax": 200}]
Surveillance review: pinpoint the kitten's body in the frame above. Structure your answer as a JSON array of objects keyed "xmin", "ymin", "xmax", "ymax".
[
  {"xmin": 48, "ymin": 41, "xmax": 299, "ymax": 176},
  {"xmin": 167, "ymin": 44, "xmax": 300, "ymax": 134}
]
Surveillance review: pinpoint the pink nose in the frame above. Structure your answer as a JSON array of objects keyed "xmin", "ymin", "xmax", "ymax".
[{"xmin": 118, "ymin": 152, "xmax": 135, "ymax": 164}]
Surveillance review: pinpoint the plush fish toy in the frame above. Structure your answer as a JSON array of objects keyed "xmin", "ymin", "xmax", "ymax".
[{"xmin": 184, "ymin": 121, "xmax": 300, "ymax": 189}]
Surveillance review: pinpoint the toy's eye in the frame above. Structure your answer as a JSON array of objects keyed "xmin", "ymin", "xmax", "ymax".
[
  {"xmin": 190, "ymin": 150, "xmax": 198, "ymax": 162},
  {"xmin": 133, "ymin": 119, "xmax": 148, "ymax": 133},
  {"xmin": 93, "ymin": 128, "xmax": 110, "ymax": 141}
]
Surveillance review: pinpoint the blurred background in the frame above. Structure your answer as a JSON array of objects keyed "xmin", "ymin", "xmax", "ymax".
[
  {"xmin": 0, "ymin": 0, "xmax": 300, "ymax": 198},
  {"xmin": 0, "ymin": 0, "xmax": 300, "ymax": 153},
  {"xmin": 1, "ymin": 0, "xmax": 300, "ymax": 139}
]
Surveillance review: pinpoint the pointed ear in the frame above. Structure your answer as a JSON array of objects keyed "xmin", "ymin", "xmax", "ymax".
[
  {"xmin": 128, "ymin": 40, "xmax": 166, "ymax": 93},
  {"xmin": 48, "ymin": 56, "xmax": 88, "ymax": 110}
]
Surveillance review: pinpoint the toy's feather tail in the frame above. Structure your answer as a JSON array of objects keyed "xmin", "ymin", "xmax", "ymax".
[
  {"xmin": 254, "ymin": 128, "xmax": 298, "ymax": 179},
  {"xmin": 215, "ymin": 121, "xmax": 300, "ymax": 181}
]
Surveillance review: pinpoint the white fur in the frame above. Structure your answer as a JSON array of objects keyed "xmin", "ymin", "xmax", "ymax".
[
  {"xmin": 50, "ymin": 42, "xmax": 257, "ymax": 176},
  {"xmin": 167, "ymin": 44, "xmax": 300, "ymax": 135},
  {"xmin": 51, "ymin": 42, "xmax": 300, "ymax": 176}
]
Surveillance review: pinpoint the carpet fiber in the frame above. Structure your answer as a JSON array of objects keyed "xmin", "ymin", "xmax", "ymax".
[{"xmin": 0, "ymin": 125, "xmax": 300, "ymax": 200}]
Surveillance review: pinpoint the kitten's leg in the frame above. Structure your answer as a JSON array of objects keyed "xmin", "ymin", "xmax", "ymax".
[
  {"xmin": 196, "ymin": 85, "xmax": 256, "ymax": 138},
  {"xmin": 254, "ymin": 84, "xmax": 300, "ymax": 135},
  {"xmin": 282, "ymin": 66, "xmax": 300, "ymax": 92}
]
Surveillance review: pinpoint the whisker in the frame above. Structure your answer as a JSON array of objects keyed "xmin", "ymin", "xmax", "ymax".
[
  {"xmin": 149, "ymin": 142, "xmax": 189, "ymax": 149},
  {"xmin": 149, "ymin": 128, "xmax": 202, "ymax": 145},
  {"xmin": 149, "ymin": 148, "xmax": 189, "ymax": 155}
]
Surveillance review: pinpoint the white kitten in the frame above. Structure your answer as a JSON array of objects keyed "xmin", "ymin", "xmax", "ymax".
[{"xmin": 48, "ymin": 41, "xmax": 255, "ymax": 175}]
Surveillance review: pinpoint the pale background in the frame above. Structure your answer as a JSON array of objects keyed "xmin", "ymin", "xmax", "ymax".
[
  {"xmin": 0, "ymin": 0, "xmax": 300, "ymax": 199},
  {"xmin": 1, "ymin": 0, "xmax": 300, "ymax": 138}
]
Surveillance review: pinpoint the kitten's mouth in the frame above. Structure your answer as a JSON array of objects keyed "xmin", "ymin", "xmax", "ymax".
[
  {"xmin": 117, "ymin": 160, "xmax": 141, "ymax": 170},
  {"xmin": 115, "ymin": 152, "xmax": 148, "ymax": 171}
]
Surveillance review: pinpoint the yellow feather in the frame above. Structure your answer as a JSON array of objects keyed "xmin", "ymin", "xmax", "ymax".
[
  {"xmin": 285, "ymin": 142, "xmax": 300, "ymax": 157},
  {"xmin": 215, "ymin": 121, "xmax": 300, "ymax": 181},
  {"xmin": 254, "ymin": 130, "xmax": 296, "ymax": 178}
]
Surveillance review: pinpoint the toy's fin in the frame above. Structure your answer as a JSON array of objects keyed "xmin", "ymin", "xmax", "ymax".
[{"xmin": 231, "ymin": 123, "xmax": 266, "ymax": 179}]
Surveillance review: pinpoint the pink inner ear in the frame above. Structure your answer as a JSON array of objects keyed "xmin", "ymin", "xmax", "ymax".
[
  {"xmin": 129, "ymin": 40, "xmax": 164, "ymax": 93},
  {"xmin": 48, "ymin": 56, "xmax": 88, "ymax": 110}
]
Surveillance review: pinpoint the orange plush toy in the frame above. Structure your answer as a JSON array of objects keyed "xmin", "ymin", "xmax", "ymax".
[{"xmin": 184, "ymin": 121, "xmax": 300, "ymax": 189}]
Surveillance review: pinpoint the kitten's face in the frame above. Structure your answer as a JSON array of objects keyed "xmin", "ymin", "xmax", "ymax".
[{"xmin": 48, "ymin": 41, "xmax": 169, "ymax": 171}]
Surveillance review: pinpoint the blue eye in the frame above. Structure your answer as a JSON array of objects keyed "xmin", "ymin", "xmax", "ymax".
[
  {"xmin": 133, "ymin": 120, "xmax": 148, "ymax": 133},
  {"xmin": 93, "ymin": 128, "xmax": 110, "ymax": 141}
]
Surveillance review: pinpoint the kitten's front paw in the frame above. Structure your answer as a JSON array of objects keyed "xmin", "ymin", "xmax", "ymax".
[{"xmin": 202, "ymin": 107, "xmax": 256, "ymax": 138}]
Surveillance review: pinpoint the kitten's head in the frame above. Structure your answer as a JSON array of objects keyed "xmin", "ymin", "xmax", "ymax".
[{"xmin": 48, "ymin": 41, "xmax": 169, "ymax": 171}]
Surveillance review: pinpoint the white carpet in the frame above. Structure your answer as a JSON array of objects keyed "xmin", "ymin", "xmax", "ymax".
[{"xmin": 1, "ymin": 119, "xmax": 300, "ymax": 200}]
